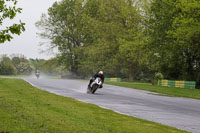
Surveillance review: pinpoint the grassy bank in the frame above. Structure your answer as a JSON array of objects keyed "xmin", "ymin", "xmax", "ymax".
[
  {"xmin": 105, "ymin": 81, "xmax": 200, "ymax": 100},
  {"xmin": 0, "ymin": 78, "xmax": 187, "ymax": 133},
  {"xmin": 0, "ymin": 75, "xmax": 28, "ymax": 77}
]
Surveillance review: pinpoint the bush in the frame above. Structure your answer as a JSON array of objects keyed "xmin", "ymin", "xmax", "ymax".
[
  {"xmin": 152, "ymin": 72, "xmax": 164, "ymax": 85},
  {"xmin": 155, "ymin": 72, "xmax": 164, "ymax": 80}
]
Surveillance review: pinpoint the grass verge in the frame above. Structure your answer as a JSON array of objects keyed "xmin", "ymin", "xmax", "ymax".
[
  {"xmin": 0, "ymin": 75, "xmax": 28, "ymax": 77},
  {"xmin": 0, "ymin": 78, "xmax": 188, "ymax": 133},
  {"xmin": 105, "ymin": 81, "xmax": 200, "ymax": 100}
]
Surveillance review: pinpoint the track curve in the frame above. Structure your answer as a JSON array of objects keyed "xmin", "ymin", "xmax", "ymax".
[{"xmin": 24, "ymin": 78, "xmax": 200, "ymax": 133}]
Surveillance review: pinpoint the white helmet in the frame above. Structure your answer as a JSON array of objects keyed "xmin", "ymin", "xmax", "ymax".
[{"xmin": 99, "ymin": 71, "xmax": 103, "ymax": 75}]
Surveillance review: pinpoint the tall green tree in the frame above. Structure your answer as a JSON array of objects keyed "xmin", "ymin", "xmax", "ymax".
[
  {"xmin": 77, "ymin": 0, "xmax": 146, "ymax": 80},
  {"xmin": 0, "ymin": 0, "xmax": 25, "ymax": 43},
  {"xmin": 36, "ymin": 0, "xmax": 147, "ymax": 80},
  {"xmin": 147, "ymin": 0, "xmax": 200, "ymax": 86},
  {"xmin": 36, "ymin": 0, "xmax": 84, "ymax": 75}
]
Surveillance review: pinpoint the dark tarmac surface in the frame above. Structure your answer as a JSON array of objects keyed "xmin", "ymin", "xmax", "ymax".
[{"xmin": 24, "ymin": 78, "xmax": 200, "ymax": 133}]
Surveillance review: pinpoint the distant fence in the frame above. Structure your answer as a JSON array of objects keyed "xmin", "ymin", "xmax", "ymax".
[
  {"xmin": 158, "ymin": 80, "xmax": 196, "ymax": 89},
  {"xmin": 105, "ymin": 78, "xmax": 121, "ymax": 82}
]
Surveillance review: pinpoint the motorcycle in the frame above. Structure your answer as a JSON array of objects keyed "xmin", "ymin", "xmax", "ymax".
[
  {"xmin": 35, "ymin": 72, "xmax": 40, "ymax": 79},
  {"xmin": 87, "ymin": 77, "xmax": 102, "ymax": 94},
  {"xmin": 35, "ymin": 73, "xmax": 40, "ymax": 79},
  {"xmin": 35, "ymin": 69, "xmax": 40, "ymax": 79}
]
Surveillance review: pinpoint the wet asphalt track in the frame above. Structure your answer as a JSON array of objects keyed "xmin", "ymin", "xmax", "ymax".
[{"xmin": 24, "ymin": 78, "xmax": 200, "ymax": 133}]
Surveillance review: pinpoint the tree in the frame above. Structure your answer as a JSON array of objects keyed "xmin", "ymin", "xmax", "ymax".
[
  {"xmin": 78, "ymin": 0, "xmax": 146, "ymax": 80},
  {"xmin": 40, "ymin": 58, "xmax": 64, "ymax": 76},
  {"xmin": 167, "ymin": 0, "xmax": 200, "ymax": 80},
  {"xmin": 36, "ymin": 0, "xmax": 84, "ymax": 75},
  {"xmin": 12, "ymin": 56, "xmax": 32, "ymax": 75},
  {"xmin": 117, "ymin": 33, "xmax": 147, "ymax": 81},
  {"xmin": 0, "ymin": 55, "xmax": 17, "ymax": 75},
  {"xmin": 36, "ymin": 0, "xmax": 147, "ymax": 80},
  {"xmin": 147, "ymin": 0, "xmax": 200, "ymax": 86},
  {"xmin": 0, "ymin": 0, "xmax": 25, "ymax": 43},
  {"xmin": 29, "ymin": 58, "xmax": 46, "ymax": 71}
]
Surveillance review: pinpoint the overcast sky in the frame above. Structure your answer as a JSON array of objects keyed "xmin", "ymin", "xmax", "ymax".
[{"xmin": 0, "ymin": 0, "xmax": 58, "ymax": 59}]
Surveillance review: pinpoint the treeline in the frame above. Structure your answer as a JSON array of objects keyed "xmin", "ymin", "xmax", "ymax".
[
  {"xmin": 0, "ymin": 55, "xmax": 62, "ymax": 76},
  {"xmin": 36, "ymin": 0, "xmax": 200, "ymax": 87}
]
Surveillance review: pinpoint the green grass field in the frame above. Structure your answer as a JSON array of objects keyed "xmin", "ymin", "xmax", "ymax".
[
  {"xmin": 105, "ymin": 81, "xmax": 200, "ymax": 100},
  {"xmin": 0, "ymin": 78, "xmax": 188, "ymax": 133}
]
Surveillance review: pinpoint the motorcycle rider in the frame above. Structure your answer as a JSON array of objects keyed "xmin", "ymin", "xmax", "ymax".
[
  {"xmin": 88, "ymin": 71, "xmax": 104, "ymax": 88},
  {"xmin": 35, "ymin": 69, "xmax": 40, "ymax": 79}
]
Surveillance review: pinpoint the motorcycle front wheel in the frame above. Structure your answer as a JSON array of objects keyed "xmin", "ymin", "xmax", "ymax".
[{"xmin": 91, "ymin": 84, "xmax": 98, "ymax": 94}]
